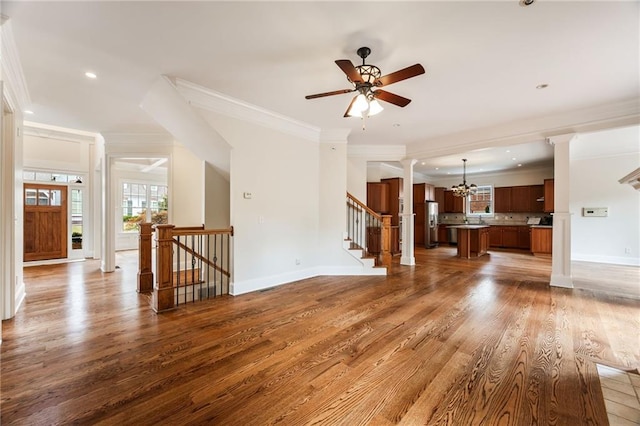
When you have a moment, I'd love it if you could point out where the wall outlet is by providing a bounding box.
[625,248,631,254]
[295,258,301,265]
[243,192,252,199]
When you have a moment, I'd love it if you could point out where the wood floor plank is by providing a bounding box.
[2,247,638,425]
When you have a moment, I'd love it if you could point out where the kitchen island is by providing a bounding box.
[448,225,490,259]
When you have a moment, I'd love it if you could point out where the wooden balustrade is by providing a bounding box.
[152,224,176,313]
[137,222,154,293]
[139,223,233,313]
[346,192,392,268]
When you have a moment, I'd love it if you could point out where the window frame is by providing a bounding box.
[120,179,168,232]
[466,184,494,217]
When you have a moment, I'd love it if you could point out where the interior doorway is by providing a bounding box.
[23,183,68,261]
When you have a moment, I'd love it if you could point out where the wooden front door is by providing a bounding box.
[24,184,68,261]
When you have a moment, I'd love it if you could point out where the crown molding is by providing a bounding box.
[407,98,640,160]
[347,144,406,160]
[320,128,351,144]
[174,78,322,143]
[1,21,30,110]
[102,133,174,157]
[24,121,97,144]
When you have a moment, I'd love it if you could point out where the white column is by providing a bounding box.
[400,159,417,266]
[101,155,116,272]
[549,133,577,288]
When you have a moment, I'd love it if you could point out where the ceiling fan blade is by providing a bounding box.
[343,95,358,118]
[375,64,425,87]
[305,88,355,100]
[373,90,412,107]
[335,59,363,84]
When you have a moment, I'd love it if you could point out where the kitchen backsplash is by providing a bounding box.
[438,212,549,226]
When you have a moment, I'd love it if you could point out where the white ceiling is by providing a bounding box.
[3,1,639,176]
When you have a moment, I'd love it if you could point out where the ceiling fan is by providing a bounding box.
[305,47,425,118]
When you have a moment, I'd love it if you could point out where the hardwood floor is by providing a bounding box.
[2,247,639,425]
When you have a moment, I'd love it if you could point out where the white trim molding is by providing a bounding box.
[619,167,640,191]
[0,21,30,111]
[348,144,406,160]
[407,98,640,161]
[174,77,322,143]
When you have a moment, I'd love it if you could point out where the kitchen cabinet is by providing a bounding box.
[489,226,503,248]
[544,179,554,213]
[531,226,552,255]
[414,184,426,246]
[494,185,545,213]
[454,225,490,258]
[489,225,530,250]
[502,226,519,248]
[381,177,403,227]
[518,226,531,250]
[438,224,449,244]
[510,186,531,212]
[494,187,511,213]
[435,187,445,207]
[367,182,389,214]
[531,185,544,213]
[444,190,465,213]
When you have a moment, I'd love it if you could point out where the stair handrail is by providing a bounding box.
[347,192,382,220]
[145,224,233,313]
[346,192,391,268]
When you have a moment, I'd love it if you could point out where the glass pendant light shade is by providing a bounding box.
[368,99,384,116]
[347,94,368,117]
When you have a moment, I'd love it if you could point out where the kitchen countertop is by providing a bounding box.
[530,225,553,228]
[447,225,490,229]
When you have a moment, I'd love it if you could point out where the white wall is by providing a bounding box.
[23,134,91,172]
[171,142,204,227]
[204,162,230,229]
[203,111,326,294]
[347,156,367,201]
[203,111,357,294]
[570,126,640,266]
[318,141,359,271]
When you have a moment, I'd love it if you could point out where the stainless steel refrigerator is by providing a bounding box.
[425,201,439,248]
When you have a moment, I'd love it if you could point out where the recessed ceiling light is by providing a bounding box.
[536,83,548,89]
[447,172,451,175]
[512,157,517,161]
[85,71,97,79]
[421,162,425,165]
[505,150,511,153]
[518,163,523,167]
[435,167,439,170]
[24,110,34,115]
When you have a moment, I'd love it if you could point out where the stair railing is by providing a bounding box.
[346,192,391,267]
[138,223,233,313]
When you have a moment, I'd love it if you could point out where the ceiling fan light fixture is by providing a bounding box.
[347,93,369,117]
[368,99,384,116]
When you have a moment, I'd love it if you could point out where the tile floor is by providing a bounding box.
[597,364,640,425]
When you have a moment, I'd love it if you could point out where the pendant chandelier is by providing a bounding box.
[451,159,477,197]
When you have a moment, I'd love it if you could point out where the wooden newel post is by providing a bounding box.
[152,224,176,313]
[137,223,154,293]
[381,215,392,268]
